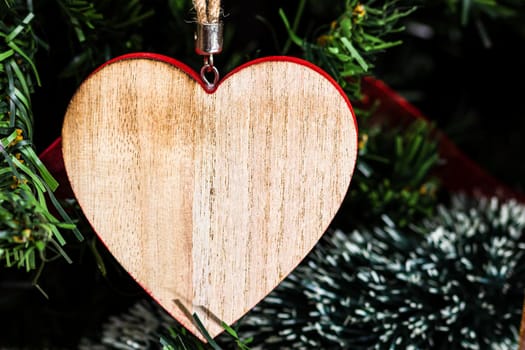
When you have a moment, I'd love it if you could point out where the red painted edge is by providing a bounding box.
[49,53,360,338]
[76,52,360,199]
[50,51,361,202]
[91,52,203,87]
[90,53,358,135]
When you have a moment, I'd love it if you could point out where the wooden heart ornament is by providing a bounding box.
[62,53,357,339]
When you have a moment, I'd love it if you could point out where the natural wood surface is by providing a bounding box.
[62,56,357,340]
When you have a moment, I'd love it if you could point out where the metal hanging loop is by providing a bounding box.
[200,55,220,90]
[195,22,223,90]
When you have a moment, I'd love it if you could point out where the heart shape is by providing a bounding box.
[62,53,357,339]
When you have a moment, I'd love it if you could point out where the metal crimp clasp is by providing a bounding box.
[195,22,223,90]
[195,22,223,55]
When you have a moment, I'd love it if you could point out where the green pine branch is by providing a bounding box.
[280,0,417,100]
[55,0,155,81]
[0,3,82,273]
[329,119,441,231]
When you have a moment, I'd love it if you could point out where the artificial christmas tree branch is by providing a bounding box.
[280,0,416,100]
[0,0,158,276]
[0,2,82,274]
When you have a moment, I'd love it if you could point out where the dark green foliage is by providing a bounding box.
[282,0,416,100]
[0,2,81,272]
[240,195,525,349]
[334,120,440,230]
[53,0,156,81]
[0,186,67,272]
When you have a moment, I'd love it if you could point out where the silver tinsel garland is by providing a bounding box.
[78,301,177,349]
[239,195,525,349]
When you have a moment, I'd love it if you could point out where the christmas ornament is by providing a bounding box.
[61,0,357,341]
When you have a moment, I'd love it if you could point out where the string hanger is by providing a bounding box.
[194,0,221,24]
[194,0,223,90]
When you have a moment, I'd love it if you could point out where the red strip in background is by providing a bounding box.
[361,76,525,203]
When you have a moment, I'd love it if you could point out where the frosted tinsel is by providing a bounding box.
[78,301,178,349]
[239,195,525,349]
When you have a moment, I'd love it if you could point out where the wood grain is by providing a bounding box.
[62,55,357,340]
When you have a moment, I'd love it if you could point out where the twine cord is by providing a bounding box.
[194,0,221,24]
